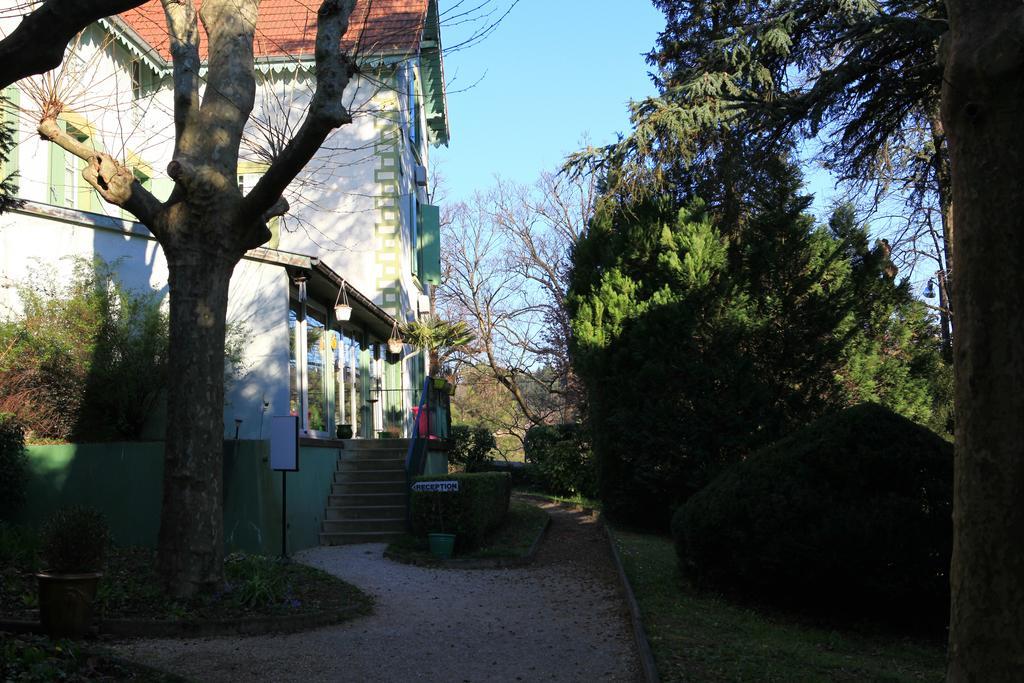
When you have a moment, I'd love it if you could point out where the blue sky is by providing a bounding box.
[434,0,666,203]
[432,1,847,220]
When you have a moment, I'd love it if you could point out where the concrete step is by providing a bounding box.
[325,505,406,521]
[333,469,405,484]
[319,530,404,545]
[337,457,404,471]
[328,492,406,507]
[322,518,406,534]
[331,480,406,495]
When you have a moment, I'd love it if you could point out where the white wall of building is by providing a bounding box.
[0,14,438,440]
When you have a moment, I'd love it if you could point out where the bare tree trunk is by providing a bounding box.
[157,251,235,596]
[33,0,357,598]
[942,3,1024,679]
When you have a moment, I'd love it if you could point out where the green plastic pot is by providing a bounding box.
[427,532,456,560]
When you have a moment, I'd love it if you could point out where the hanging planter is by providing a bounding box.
[387,322,404,355]
[334,280,352,322]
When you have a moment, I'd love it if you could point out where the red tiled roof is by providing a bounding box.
[119,0,428,62]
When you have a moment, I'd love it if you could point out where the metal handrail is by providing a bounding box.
[404,376,432,475]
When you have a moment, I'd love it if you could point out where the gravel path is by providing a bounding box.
[111,501,642,683]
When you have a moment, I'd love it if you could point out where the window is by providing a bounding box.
[333,329,363,436]
[62,147,77,208]
[288,297,330,437]
[131,60,143,100]
[290,287,387,438]
[48,121,95,210]
[409,195,419,277]
[305,307,328,433]
[406,65,420,147]
[289,304,301,418]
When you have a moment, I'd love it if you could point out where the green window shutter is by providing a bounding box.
[48,122,65,206]
[420,204,441,285]
[385,353,403,431]
[2,87,19,192]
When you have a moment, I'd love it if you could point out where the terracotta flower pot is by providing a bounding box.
[37,571,102,639]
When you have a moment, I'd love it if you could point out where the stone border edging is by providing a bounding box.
[2,605,366,640]
[604,521,661,683]
[383,509,552,570]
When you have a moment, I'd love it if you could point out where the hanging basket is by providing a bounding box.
[387,322,404,355]
[334,281,352,322]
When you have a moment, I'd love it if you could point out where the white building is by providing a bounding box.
[0,0,448,442]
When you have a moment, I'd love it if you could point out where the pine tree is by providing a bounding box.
[569,160,950,526]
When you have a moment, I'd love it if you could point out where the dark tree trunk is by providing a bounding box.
[942,3,1024,679]
[156,250,237,597]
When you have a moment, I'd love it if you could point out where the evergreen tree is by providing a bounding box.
[570,0,955,351]
[0,94,20,214]
[569,160,950,527]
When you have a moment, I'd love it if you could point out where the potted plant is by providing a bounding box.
[387,322,404,355]
[427,493,457,560]
[336,424,354,439]
[377,426,401,439]
[36,505,110,639]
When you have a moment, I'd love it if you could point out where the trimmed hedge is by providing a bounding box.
[410,472,511,549]
[673,403,953,629]
[524,424,596,498]
[0,413,27,520]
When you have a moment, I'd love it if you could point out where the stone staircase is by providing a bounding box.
[319,438,410,545]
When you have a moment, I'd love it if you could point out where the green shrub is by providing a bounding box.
[524,424,596,498]
[0,413,27,520]
[448,424,497,473]
[410,472,511,549]
[673,403,953,629]
[39,505,111,573]
[0,258,168,441]
[224,553,288,608]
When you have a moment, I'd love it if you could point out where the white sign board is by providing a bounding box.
[270,415,299,471]
[411,480,460,493]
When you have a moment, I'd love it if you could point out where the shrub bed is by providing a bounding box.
[673,402,953,630]
[0,413,27,520]
[410,472,511,549]
[523,424,596,498]
[448,425,497,472]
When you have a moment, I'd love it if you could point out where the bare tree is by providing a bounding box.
[941,2,1024,678]
[438,169,597,436]
[0,0,148,89]
[27,0,357,598]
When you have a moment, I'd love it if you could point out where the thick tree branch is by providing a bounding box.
[0,0,147,89]
[240,0,356,236]
[38,117,162,230]
[161,0,200,154]
[195,0,258,175]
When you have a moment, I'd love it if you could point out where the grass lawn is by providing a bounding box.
[611,528,947,682]
[385,499,549,565]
